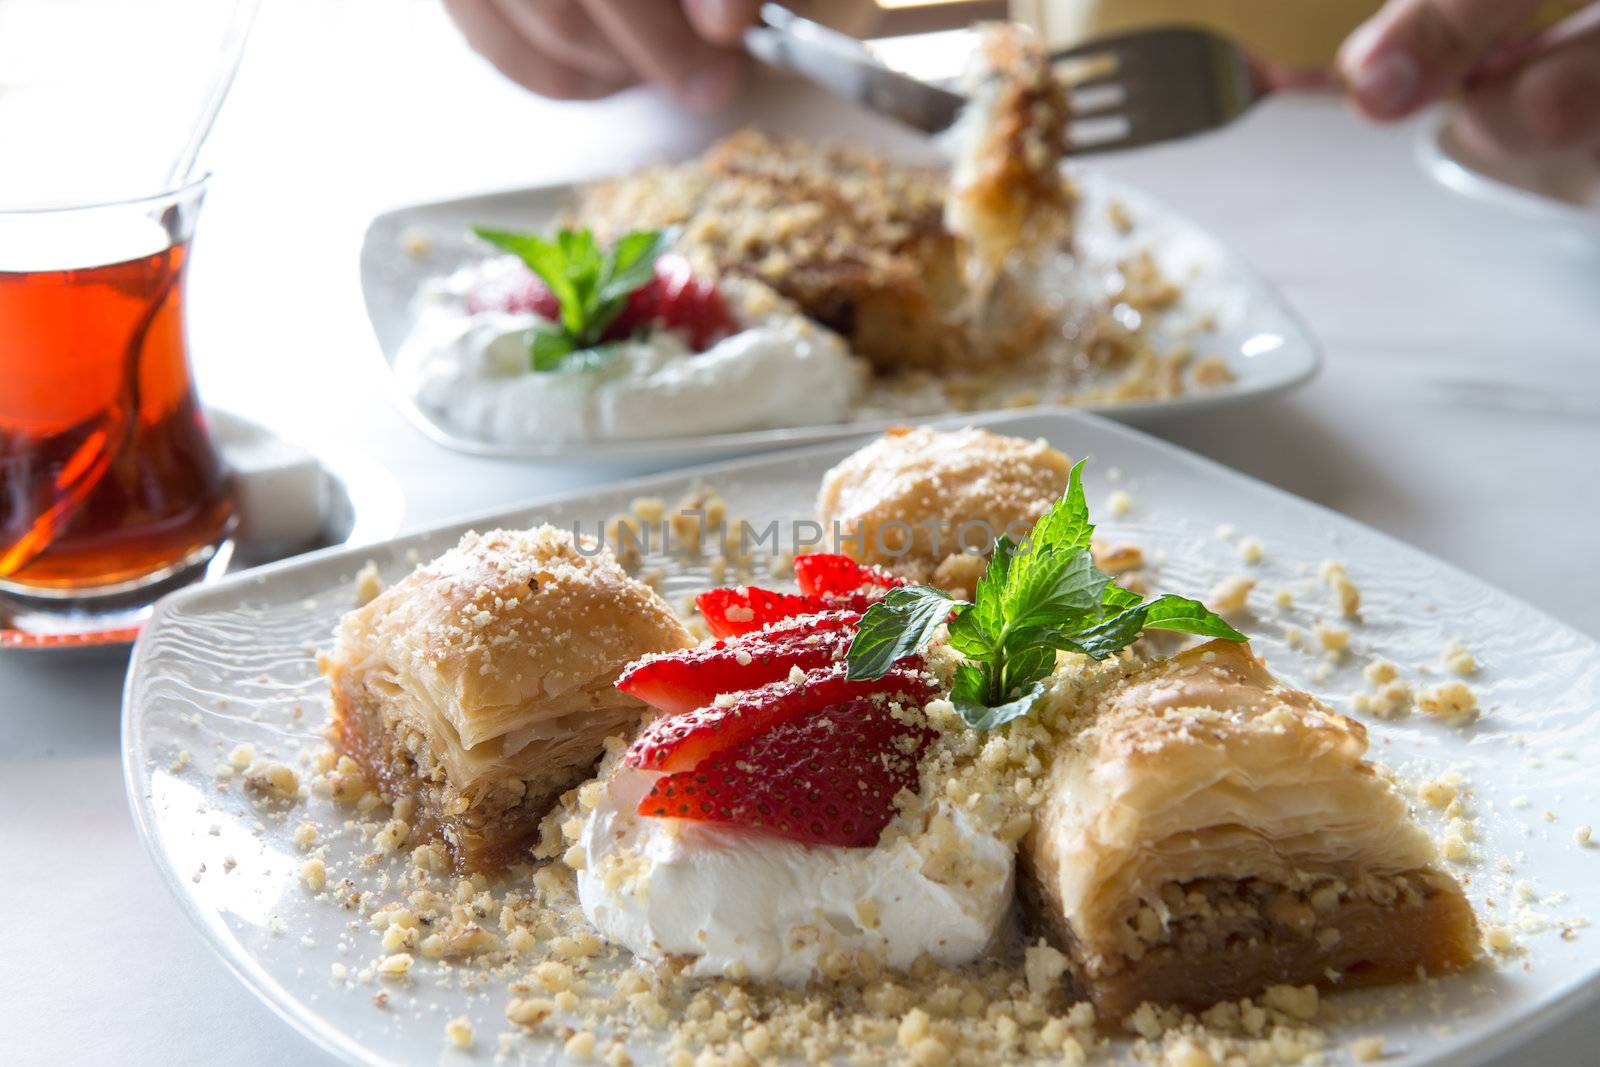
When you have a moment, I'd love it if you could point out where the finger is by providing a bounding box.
[682,0,762,46]
[1337,0,1546,120]
[444,0,629,99]
[581,0,746,109]
[492,0,635,82]
[1460,11,1600,153]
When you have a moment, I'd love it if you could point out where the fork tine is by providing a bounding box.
[1052,26,1259,154]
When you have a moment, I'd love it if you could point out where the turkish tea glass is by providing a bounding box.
[0,177,236,602]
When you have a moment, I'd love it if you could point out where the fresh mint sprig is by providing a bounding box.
[845,461,1246,730]
[472,226,669,371]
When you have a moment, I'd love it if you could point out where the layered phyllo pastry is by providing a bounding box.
[1022,639,1480,1021]
[815,425,1072,578]
[324,526,692,872]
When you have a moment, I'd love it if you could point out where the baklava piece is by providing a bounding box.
[576,130,970,374]
[324,526,693,872]
[1023,640,1479,1021]
[815,426,1072,578]
[943,22,1075,291]
[576,65,1076,380]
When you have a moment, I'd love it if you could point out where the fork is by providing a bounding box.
[744,4,1262,155]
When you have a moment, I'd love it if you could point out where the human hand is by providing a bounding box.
[1337,0,1600,158]
[442,0,760,109]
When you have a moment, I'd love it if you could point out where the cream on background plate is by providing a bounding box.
[359,172,1321,464]
[123,408,1599,1066]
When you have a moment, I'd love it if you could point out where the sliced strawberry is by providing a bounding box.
[696,587,825,638]
[618,611,859,716]
[637,695,935,847]
[793,553,907,598]
[696,586,893,638]
[465,272,560,319]
[647,255,736,350]
[625,664,933,773]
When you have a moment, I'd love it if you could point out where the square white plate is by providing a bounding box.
[359,170,1321,464]
[124,408,1600,1066]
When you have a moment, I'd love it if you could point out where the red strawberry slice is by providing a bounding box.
[637,694,935,847]
[625,664,934,773]
[618,611,859,716]
[697,586,893,638]
[793,553,906,598]
[696,587,831,638]
[608,254,736,351]
[465,272,560,319]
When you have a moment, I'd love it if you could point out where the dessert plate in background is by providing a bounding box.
[125,407,1598,1067]
[359,171,1320,464]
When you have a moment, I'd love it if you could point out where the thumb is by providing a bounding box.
[1337,0,1546,119]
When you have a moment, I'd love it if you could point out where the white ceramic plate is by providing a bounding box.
[1417,108,1600,239]
[124,408,1600,1067]
[359,171,1320,464]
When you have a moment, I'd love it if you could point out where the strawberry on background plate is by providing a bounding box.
[466,253,735,352]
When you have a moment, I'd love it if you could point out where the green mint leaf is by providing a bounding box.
[558,230,605,338]
[1000,461,1099,628]
[997,640,1057,697]
[558,341,628,373]
[845,586,966,682]
[600,229,669,304]
[476,225,673,365]
[529,327,575,371]
[1003,547,1111,632]
[969,536,1015,632]
[954,679,1047,730]
[1023,459,1093,558]
[950,661,990,707]
[915,457,1248,736]
[946,607,998,659]
[1142,594,1247,641]
[947,537,1016,659]
[1067,605,1151,659]
[585,293,630,348]
[474,227,582,330]
[1102,582,1143,611]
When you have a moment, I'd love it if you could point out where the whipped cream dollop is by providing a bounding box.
[576,768,1014,983]
[392,258,864,445]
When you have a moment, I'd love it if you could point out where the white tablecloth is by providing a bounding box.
[4,2,1597,1063]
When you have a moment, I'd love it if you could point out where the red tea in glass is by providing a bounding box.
[0,178,234,598]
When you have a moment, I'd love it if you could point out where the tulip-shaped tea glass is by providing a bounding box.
[0,179,237,612]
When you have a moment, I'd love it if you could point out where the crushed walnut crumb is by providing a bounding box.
[354,560,383,606]
[1208,575,1254,614]
[1416,681,1479,726]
